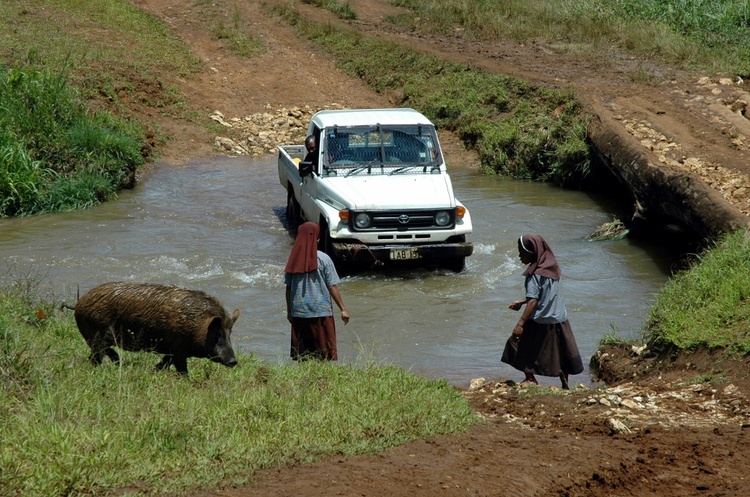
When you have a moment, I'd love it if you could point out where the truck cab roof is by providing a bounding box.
[309,108,435,130]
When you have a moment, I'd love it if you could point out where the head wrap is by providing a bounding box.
[285,222,319,274]
[519,233,561,280]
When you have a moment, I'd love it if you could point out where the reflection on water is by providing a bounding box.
[0,157,675,387]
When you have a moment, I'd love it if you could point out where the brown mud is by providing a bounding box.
[114,1,750,494]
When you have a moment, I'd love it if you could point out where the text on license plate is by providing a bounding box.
[389,248,420,260]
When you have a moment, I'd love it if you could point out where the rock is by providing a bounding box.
[608,418,632,434]
[730,99,747,114]
[210,103,348,157]
[724,384,739,395]
[631,344,647,356]
[214,137,246,155]
[469,378,486,390]
[620,399,642,410]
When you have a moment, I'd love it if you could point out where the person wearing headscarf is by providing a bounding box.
[284,222,350,360]
[501,233,583,389]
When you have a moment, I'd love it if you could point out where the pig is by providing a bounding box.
[68,282,240,375]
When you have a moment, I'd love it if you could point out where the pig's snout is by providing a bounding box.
[211,348,238,368]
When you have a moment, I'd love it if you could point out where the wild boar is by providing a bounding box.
[69,282,240,375]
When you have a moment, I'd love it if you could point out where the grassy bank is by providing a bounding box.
[0,0,199,103]
[389,0,750,75]
[596,229,750,356]
[0,286,479,496]
[0,66,145,216]
[0,0,201,217]
[644,230,750,354]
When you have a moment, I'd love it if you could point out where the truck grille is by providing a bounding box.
[350,209,455,232]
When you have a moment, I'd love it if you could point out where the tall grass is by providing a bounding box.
[0,286,480,496]
[0,66,145,216]
[389,0,750,75]
[645,230,750,353]
[272,6,591,183]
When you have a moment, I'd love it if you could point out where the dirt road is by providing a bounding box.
[126,1,750,494]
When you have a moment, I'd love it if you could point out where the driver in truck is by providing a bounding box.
[304,135,318,168]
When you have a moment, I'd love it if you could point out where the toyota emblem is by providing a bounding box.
[398,214,410,224]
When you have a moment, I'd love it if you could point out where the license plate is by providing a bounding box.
[389,248,420,260]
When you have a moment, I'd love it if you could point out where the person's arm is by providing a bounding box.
[328,285,350,324]
[508,298,527,311]
[511,298,538,339]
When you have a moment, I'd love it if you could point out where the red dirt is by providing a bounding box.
[122,1,750,495]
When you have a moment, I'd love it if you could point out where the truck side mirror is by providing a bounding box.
[299,160,314,178]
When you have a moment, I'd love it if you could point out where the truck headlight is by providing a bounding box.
[354,212,371,229]
[435,210,451,226]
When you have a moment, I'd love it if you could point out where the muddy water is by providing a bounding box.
[0,157,677,387]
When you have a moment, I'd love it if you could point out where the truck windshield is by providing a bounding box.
[324,124,442,174]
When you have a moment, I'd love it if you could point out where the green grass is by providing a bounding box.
[388,0,750,75]
[0,0,200,95]
[0,0,202,217]
[0,0,229,217]
[303,0,358,20]
[0,66,145,217]
[644,230,750,354]
[272,5,592,183]
[0,285,480,496]
[202,1,264,57]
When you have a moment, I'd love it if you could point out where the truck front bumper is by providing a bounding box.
[331,241,473,266]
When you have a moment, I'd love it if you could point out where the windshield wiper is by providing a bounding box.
[344,165,371,177]
[388,165,419,175]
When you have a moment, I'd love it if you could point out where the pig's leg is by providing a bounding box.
[104,347,120,364]
[87,332,119,365]
[155,355,173,370]
[88,347,105,365]
[172,356,189,375]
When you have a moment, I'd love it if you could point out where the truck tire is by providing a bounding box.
[444,234,466,272]
[318,219,333,256]
[445,256,466,273]
[318,221,356,276]
[286,187,302,229]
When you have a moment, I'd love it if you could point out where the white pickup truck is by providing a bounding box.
[277,108,473,271]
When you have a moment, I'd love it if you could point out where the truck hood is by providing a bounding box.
[322,173,455,210]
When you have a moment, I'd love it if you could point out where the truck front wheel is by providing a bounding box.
[318,219,333,255]
[318,219,346,270]
[444,234,467,272]
[286,188,302,229]
[444,257,466,272]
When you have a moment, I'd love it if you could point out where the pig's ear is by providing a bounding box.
[230,309,240,324]
[207,316,223,336]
